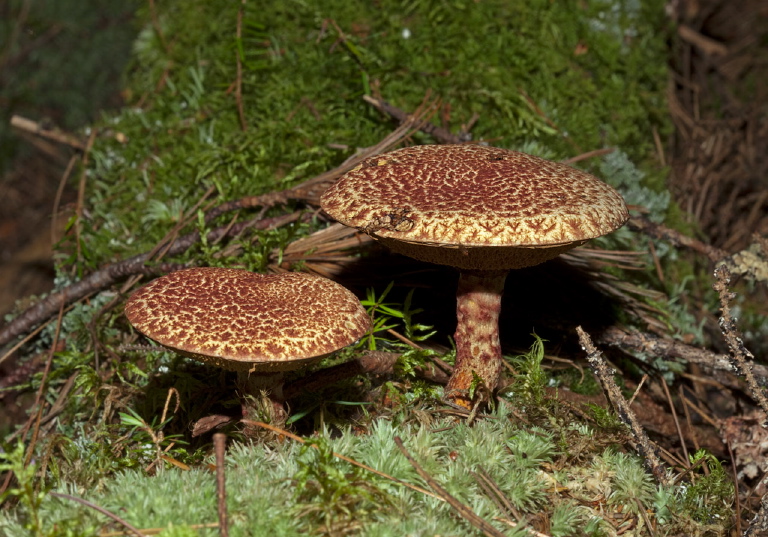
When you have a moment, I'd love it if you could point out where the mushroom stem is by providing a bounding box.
[445,269,508,408]
[236,370,287,429]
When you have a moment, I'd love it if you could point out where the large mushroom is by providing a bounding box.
[125,267,371,427]
[320,144,628,408]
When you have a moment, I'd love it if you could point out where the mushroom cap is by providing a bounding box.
[125,268,371,372]
[320,144,629,270]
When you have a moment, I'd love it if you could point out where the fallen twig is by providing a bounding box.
[576,326,669,486]
[713,265,768,419]
[213,433,229,537]
[0,213,294,349]
[242,420,439,500]
[628,215,728,262]
[10,115,85,150]
[363,94,468,144]
[49,491,146,537]
[598,325,768,385]
[393,436,539,537]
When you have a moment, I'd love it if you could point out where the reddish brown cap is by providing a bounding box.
[320,144,629,270]
[125,268,370,372]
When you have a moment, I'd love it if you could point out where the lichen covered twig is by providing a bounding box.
[713,264,768,419]
[576,326,669,486]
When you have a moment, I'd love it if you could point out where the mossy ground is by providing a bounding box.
[1,0,739,535]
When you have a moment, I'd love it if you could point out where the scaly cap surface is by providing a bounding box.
[321,144,628,249]
[125,268,370,372]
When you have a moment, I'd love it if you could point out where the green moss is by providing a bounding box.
[68,0,671,272]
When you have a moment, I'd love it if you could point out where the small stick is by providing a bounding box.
[24,304,65,470]
[713,265,768,419]
[363,94,466,144]
[634,498,657,537]
[242,420,439,500]
[74,129,97,267]
[393,437,510,537]
[660,379,689,466]
[474,466,523,522]
[627,215,727,262]
[560,147,614,165]
[52,154,79,246]
[213,433,229,537]
[627,374,648,407]
[100,523,219,537]
[576,326,669,486]
[727,441,742,536]
[679,385,700,453]
[10,115,85,150]
[49,491,146,537]
[598,326,768,384]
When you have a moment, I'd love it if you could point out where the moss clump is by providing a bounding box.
[1,410,734,536]
[71,0,671,270]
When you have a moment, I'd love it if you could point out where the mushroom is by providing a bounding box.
[125,267,371,427]
[320,144,628,408]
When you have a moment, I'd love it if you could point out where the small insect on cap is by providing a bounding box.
[321,144,629,270]
[125,268,371,372]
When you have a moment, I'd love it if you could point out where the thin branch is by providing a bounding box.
[363,94,467,144]
[660,379,689,466]
[214,433,229,537]
[243,420,440,500]
[393,436,516,537]
[49,491,146,537]
[576,326,669,486]
[74,129,97,267]
[598,325,768,384]
[713,265,768,418]
[627,215,727,262]
[0,211,294,349]
[10,115,85,150]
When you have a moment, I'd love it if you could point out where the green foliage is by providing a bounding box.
[506,334,548,408]
[66,0,672,273]
[0,442,46,534]
[601,149,670,223]
[599,449,656,515]
[361,283,437,351]
[2,411,733,535]
[549,501,588,537]
[118,407,187,465]
[682,450,734,525]
[506,429,557,471]
[293,436,391,531]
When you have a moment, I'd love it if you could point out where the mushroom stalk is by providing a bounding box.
[445,270,507,408]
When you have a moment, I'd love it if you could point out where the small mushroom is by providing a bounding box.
[321,144,628,408]
[125,267,371,428]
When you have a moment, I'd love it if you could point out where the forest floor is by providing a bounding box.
[0,0,767,533]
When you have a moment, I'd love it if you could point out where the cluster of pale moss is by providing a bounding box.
[0,399,733,536]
